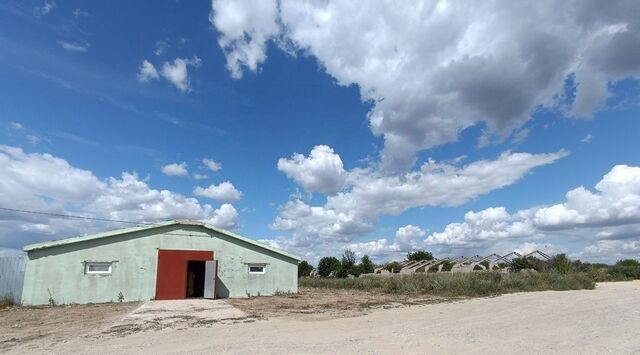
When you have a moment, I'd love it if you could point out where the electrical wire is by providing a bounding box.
[0,206,217,239]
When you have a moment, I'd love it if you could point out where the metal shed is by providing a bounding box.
[0,251,27,304]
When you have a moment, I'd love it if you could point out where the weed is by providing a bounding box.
[47,288,56,306]
[300,271,595,297]
[0,294,15,309]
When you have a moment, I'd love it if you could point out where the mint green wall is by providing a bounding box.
[21,225,298,305]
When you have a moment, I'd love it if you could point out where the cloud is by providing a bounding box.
[160,57,202,92]
[72,8,89,18]
[58,41,89,53]
[207,203,239,230]
[0,146,238,248]
[532,165,640,230]
[193,173,209,180]
[154,40,169,56]
[581,134,593,143]
[202,158,222,172]
[394,225,426,251]
[210,0,280,78]
[424,165,640,262]
[574,240,640,263]
[211,0,640,171]
[161,162,188,176]
[272,146,567,249]
[137,60,160,82]
[426,207,537,247]
[33,1,56,18]
[277,145,347,195]
[26,135,40,145]
[194,181,243,203]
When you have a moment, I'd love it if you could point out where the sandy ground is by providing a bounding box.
[1,281,639,354]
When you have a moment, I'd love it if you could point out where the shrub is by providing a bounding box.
[511,256,547,271]
[383,261,402,273]
[550,254,571,275]
[359,255,375,275]
[406,250,434,261]
[317,256,340,277]
[298,260,314,277]
[609,259,640,280]
[300,271,595,296]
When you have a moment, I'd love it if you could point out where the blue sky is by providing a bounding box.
[1,1,640,263]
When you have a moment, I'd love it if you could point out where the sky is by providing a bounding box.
[1,0,639,264]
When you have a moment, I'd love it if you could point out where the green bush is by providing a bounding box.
[511,256,548,271]
[550,254,571,275]
[298,260,314,277]
[383,261,402,273]
[609,259,640,280]
[359,255,375,275]
[317,256,340,277]
[406,250,434,261]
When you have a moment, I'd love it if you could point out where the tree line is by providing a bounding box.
[298,250,640,281]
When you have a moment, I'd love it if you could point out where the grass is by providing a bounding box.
[300,272,595,297]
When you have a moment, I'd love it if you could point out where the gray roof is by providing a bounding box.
[23,220,301,261]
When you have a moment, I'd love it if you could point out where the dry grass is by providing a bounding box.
[228,287,454,320]
[300,271,595,297]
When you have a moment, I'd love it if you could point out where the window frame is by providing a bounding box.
[84,261,113,275]
[248,264,266,274]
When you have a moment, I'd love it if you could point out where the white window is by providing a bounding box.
[248,264,266,274]
[85,262,112,275]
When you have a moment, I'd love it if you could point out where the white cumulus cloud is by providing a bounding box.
[161,162,188,176]
[202,158,222,172]
[425,165,640,262]
[210,0,280,78]
[161,57,202,92]
[0,146,239,248]
[277,145,347,195]
[211,0,640,171]
[137,60,160,82]
[194,181,242,203]
[272,146,566,249]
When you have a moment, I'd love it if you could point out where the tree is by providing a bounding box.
[317,256,340,277]
[336,250,357,278]
[550,254,571,274]
[384,261,402,273]
[298,260,314,277]
[359,255,375,274]
[406,250,433,262]
[342,250,357,268]
[511,256,541,271]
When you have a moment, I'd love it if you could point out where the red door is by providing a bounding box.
[155,249,214,300]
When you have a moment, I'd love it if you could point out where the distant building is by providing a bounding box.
[21,220,299,305]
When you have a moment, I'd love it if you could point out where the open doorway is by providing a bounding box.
[186,260,205,298]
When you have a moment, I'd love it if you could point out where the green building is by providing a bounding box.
[21,220,300,305]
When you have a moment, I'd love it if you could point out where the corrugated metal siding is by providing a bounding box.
[0,254,27,303]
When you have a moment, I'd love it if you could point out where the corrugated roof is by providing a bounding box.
[23,220,301,261]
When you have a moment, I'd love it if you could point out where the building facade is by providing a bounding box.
[21,220,299,305]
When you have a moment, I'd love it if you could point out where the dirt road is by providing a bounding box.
[2,281,639,354]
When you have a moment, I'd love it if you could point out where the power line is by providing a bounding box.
[0,207,154,226]
[0,206,225,239]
